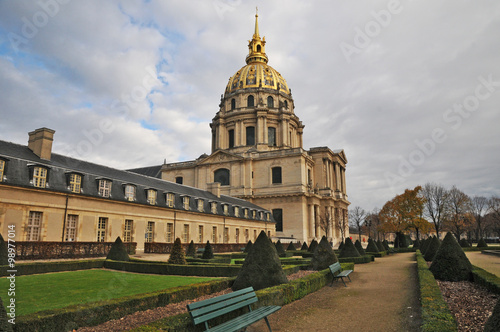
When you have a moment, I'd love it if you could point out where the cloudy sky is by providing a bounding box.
[1,0,499,212]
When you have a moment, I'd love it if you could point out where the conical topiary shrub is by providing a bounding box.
[202,241,214,259]
[484,298,500,332]
[354,239,366,256]
[338,240,344,250]
[459,238,470,248]
[412,238,421,249]
[106,236,130,261]
[308,239,318,253]
[168,238,187,264]
[424,236,441,262]
[0,234,8,266]
[429,232,473,281]
[300,241,308,251]
[232,231,288,291]
[286,242,296,251]
[420,237,431,254]
[366,238,380,253]
[382,239,390,251]
[339,238,361,258]
[310,236,338,270]
[376,240,385,252]
[186,240,196,257]
[275,240,286,256]
[0,297,14,332]
[244,240,253,253]
[477,238,488,248]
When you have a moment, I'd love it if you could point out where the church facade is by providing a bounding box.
[161,14,350,244]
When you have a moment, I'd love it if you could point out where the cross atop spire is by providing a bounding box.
[246,9,268,64]
[254,7,259,38]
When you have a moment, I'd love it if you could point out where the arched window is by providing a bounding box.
[256,45,261,52]
[214,168,230,186]
[284,100,288,109]
[267,96,274,108]
[231,98,236,110]
[247,95,254,107]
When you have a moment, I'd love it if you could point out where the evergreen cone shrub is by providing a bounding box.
[477,238,488,248]
[429,232,472,281]
[186,240,196,257]
[0,234,8,266]
[424,236,441,262]
[300,241,308,251]
[244,240,253,253]
[459,238,470,248]
[286,242,296,251]
[275,240,286,256]
[354,240,366,256]
[338,240,344,250]
[420,237,431,254]
[310,236,338,270]
[106,237,130,262]
[382,239,390,251]
[484,298,500,332]
[376,240,385,252]
[0,297,14,332]
[168,238,187,264]
[365,238,379,253]
[339,238,361,258]
[412,238,421,249]
[308,239,318,253]
[232,231,288,291]
[202,241,214,259]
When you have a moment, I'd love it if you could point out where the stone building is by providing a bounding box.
[159,13,350,244]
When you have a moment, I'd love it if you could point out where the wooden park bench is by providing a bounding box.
[196,248,205,257]
[329,261,353,287]
[187,286,281,332]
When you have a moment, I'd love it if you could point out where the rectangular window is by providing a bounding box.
[244,208,249,218]
[146,221,155,243]
[268,127,276,146]
[252,210,256,219]
[98,179,111,198]
[234,206,239,217]
[273,209,283,232]
[33,167,47,188]
[27,211,42,241]
[198,225,203,243]
[224,227,229,243]
[166,223,174,243]
[272,167,282,184]
[125,185,136,201]
[176,176,183,184]
[246,126,255,146]
[235,228,240,243]
[197,199,204,212]
[223,204,229,216]
[212,226,217,244]
[166,193,174,207]
[123,219,133,242]
[0,160,4,182]
[97,217,107,242]
[147,189,157,205]
[211,202,217,214]
[64,214,78,241]
[183,224,189,243]
[228,129,235,148]
[69,174,81,193]
[183,196,190,210]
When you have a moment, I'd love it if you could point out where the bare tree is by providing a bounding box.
[348,206,366,241]
[318,207,333,239]
[365,209,381,240]
[446,186,474,240]
[488,196,500,237]
[422,182,450,239]
[335,208,348,241]
[471,196,488,240]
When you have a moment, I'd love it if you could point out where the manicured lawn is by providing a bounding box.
[0,269,218,316]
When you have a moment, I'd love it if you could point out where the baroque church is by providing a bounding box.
[158,13,350,244]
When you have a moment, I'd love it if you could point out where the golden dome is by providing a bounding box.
[225,12,291,96]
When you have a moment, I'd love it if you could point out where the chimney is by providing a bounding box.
[28,127,55,160]
[207,182,221,198]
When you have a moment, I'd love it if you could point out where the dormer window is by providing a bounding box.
[98,179,112,198]
[223,204,229,216]
[166,193,175,207]
[234,206,239,217]
[197,199,204,212]
[211,201,217,214]
[147,189,157,205]
[244,208,249,218]
[33,166,47,188]
[69,173,82,193]
[124,184,136,201]
[0,160,5,182]
[183,196,190,210]
[252,210,256,219]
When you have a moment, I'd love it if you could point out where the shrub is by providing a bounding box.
[376,240,385,252]
[185,240,196,257]
[232,231,287,291]
[202,241,214,260]
[429,233,472,281]
[286,242,296,251]
[300,242,308,251]
[168,238,186,264]
[0,234,8,267]
[382,239,390,251]
[275,240,286,256]
[310,236,338,271]
[484,299,500,332]
[354,240,366,256]
[339,238,360,258]
[477,238,488,248]
[459,238,470,248]
[424,236,440,262]
[244,240,253,253]
[0,296,13,331]
[412,238,421,249]
[365,238,379,253]
[106,237,130,262]
[308,239,318,253]
[338,240,344,250]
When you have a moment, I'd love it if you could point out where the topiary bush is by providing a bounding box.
[412,238,421,249]
[338,240,344,250]
[244,240,253,253]
[286,242,296,251]
[376,240,385,252]
[275,240,286,256]
[186,240,196,257]
[365,238,380,253]
[0,296,13,332]
[106,237,130,262]
[484,299,500,332]
[168,238,186,264]
[424,236,441,262]
[420,237,431,255]
[459,238,470,248]
[202,241,214,259]
[477,238,488,248]
[300,242,308,251]
[339,238,361,258]
[232,231,288,291]
[429,232,472,281]
[354,240,366,256]
[310,236,338,271]
[308,239,318,253]
[382,239,390,251]
[0,234,8,266]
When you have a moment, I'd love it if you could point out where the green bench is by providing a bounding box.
[196,248,205,257]
[329,261,353,287]
[187,286,281,332]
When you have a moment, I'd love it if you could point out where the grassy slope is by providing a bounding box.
[0,269,216,316]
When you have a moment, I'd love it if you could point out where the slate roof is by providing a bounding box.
[127,165,162,178]
[0,140,273,221]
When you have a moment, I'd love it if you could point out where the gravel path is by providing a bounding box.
[247,252,421,332]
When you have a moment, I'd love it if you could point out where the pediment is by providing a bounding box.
[333,149,347,164]
[198,150,245,165]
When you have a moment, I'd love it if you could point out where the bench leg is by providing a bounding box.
[264,316,273,332]
[340,277,347,287]
[347,275,352,282]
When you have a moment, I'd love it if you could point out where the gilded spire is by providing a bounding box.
[254,7,259,38]
[246,8,268,64]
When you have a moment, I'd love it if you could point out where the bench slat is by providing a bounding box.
[188,287,254,311]
[192,296,258,326]
[206,306,281,332]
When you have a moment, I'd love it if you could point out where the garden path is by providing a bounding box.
[466,251,500,276]
[247,252,421,332]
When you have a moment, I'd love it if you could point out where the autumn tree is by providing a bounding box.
[446,186,474,240]
[471,196,488,240]
[422,183,450,239]
[349,206,366,241]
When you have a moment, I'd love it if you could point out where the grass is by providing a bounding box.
[0,269,217,316]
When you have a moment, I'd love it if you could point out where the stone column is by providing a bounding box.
[315,205,320,238]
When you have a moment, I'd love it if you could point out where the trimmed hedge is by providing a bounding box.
[394,247,417,253]
[0,259,105,277]
[471,265,500,295]
[15,278,233,332]
[366,251,386,258]
[416,250,457,331]
[338,255,373,264]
